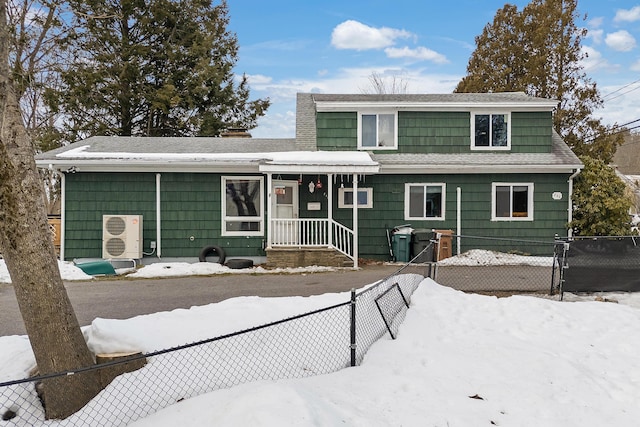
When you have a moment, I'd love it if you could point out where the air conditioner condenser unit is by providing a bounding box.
[102,215,143,259]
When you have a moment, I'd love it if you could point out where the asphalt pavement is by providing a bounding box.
[0,264,401,336]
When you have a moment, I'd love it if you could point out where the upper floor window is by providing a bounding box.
[492,182,533,221]
[358,112,397,150]
[471,112,510,150]
[222,176,264,236]
[404,183,445,220]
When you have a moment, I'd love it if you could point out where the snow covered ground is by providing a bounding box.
[1,254,639,426]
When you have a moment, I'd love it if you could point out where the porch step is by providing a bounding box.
[266,247,354,268]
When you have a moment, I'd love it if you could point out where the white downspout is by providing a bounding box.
[327,173,333,248]
[456,186,461,256]
[48,166,66,260]
[156,173,162,258]
[60,172,65,261]
[567,168,581,237]
[352,173,358,269]
[266,172,272,249]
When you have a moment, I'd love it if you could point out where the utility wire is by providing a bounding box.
[602,78,640,101]
[583,124,640,144]
[604,85,640,103]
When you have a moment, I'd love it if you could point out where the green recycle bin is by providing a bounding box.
[392,232,411,262]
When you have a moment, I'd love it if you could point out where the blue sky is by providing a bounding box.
[227,1,640,138]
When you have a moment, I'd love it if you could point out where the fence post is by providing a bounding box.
[350,288,356,367]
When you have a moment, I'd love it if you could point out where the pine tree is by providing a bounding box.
[455,0,622,163]
[47,0,269,140]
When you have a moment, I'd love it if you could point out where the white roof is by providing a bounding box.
[43,143,379,174]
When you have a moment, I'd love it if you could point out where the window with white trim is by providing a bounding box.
[358,112,397,149]
[222,176,264,235]
[471,112,510,150]
[404,183,445,220]
[338,187,373,208]
[492,183,533,220]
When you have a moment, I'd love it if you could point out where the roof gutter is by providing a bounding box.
[378,164,584,174]
[315,101,557,111]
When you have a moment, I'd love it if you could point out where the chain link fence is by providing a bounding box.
[0,262,426,426]
[417,233,562,297]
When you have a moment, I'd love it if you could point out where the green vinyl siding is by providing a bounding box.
[65,173,156,259]
[316,112,357,149]
[398,112,471,153]
[63,172,265,260]
[297,175,329,219]
[510,112,553,153]
[333,173,570,260]
[316,111,554,154]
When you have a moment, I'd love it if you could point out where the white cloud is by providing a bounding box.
[605,30,637,52]
[632,59,640,72]
[596,83,640,128]
[588,28,604,44]
[580,45,609,71]
[384,46,449,64]
[587,16,604,44]
[614,6,640,22]
[331,20,412,50]
[245,74,272,85]
[589,16,604,28]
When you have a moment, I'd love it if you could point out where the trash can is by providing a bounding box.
[411,229,433,263]
[391,227,412,262]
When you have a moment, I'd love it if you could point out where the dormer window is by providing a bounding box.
[358,112,397,150]
[471,112,510,150]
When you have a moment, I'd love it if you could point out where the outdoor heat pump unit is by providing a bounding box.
[102,214,143,259]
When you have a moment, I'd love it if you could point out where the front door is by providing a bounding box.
[272,180,299,244]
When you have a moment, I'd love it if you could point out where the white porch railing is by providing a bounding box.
[270,218,354,260]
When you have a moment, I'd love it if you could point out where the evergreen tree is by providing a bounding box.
[47,0,269,140]
[570,156,633,236]
[455,0,622,163]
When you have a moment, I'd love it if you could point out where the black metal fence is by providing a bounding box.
[555,235,640,293]
[0,262,426,426]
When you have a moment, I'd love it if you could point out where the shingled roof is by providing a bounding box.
[312,92,558,107]
[372,132,581,173]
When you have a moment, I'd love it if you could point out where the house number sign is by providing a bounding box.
[552,192,563,200]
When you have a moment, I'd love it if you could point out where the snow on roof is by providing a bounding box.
[49,144,379,173]
[56,145,373,164]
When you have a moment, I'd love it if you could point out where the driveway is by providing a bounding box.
[0,264,401,336]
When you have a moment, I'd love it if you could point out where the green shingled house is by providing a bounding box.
[35,92,582,268]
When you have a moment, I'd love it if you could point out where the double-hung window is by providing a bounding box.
[358,112,397,149]
[222,176,264,235]
[404,183,445,220]
[471,112,510,150]
[492,183,533,220]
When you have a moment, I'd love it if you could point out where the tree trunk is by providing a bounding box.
[0,0,103,419]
